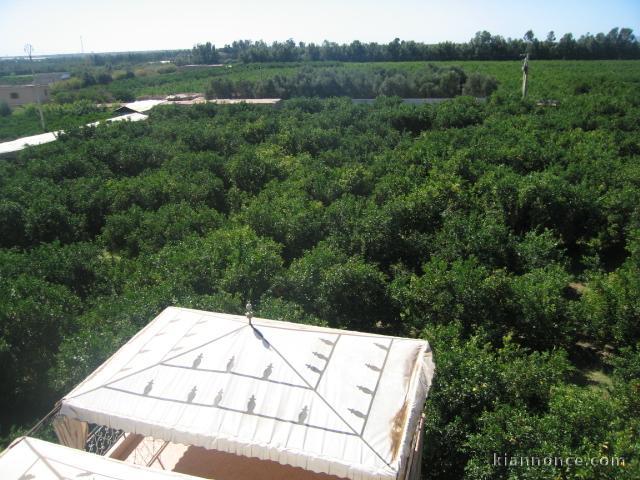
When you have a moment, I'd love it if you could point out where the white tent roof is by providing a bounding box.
[0,437,203,480]
[61,307,434,480]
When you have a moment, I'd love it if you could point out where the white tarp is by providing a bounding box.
[61,307,435,480]
[0,436,203,480]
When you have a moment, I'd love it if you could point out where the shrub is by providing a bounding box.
[0,101,10,117]
[157,64,177,74]
[462,72,499,97]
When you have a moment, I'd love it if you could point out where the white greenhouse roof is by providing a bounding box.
[86,112,149,127]
[0,131,59,154]
[0,437,203,480]
[60,307,434,480]
[207,98,281,104]
[108,112,149,122]
[120,99,167,113]
[0,113,148,155]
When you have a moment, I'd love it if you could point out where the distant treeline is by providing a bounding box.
[207,28,640,63]
[1,27,637,80]
[206,65,498,99]
[0,50,180,77]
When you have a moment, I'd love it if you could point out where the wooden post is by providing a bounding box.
[24,43,46,131]
[521,53,529,99]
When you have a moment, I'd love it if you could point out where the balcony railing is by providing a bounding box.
[85,424,124,455]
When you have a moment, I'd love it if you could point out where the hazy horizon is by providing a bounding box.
[1,0,639,57]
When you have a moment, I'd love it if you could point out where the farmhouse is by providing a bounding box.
[0,83,50,108]
[0,73,69,109]
[10,307,434,480]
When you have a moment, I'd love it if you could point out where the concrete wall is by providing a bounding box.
[0,84,50,108]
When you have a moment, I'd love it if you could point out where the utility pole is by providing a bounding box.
[521,53,529,99]
[24,43,46,131]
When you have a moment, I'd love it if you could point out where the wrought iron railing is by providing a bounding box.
[85,424,124,455]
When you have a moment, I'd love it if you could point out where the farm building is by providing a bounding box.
[0,83,50,108]
[4,307,435,480]
[0,72,68,109]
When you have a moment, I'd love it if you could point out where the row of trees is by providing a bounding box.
[2,27,635,82]
[189,42,220,65]
[217,28,639,62]
[0,50,180,77]
[0,63,639,476]
[206,65,498,98]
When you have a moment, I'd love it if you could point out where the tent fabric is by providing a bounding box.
[0,436,205,480]
[52,415,89,449]
[60,307,435,480]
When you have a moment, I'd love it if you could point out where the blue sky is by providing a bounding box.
[0,0,638,56]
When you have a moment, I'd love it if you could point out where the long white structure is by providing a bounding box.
[0,112,148,155]
[0,130,59,155]
[59,307,435,480]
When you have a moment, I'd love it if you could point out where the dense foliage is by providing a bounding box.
[0,50,180,77]
[0,60,639,479]
[191,42,220,64]
[34,57,639,109]
[205,64,498,99]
